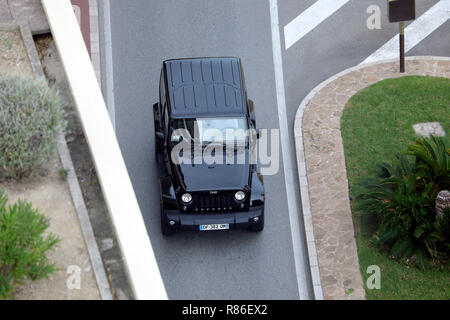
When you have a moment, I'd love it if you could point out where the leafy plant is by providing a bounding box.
[0,75,65,180]
[58,168,69,180]
[407,136,450,190]
[0,190,60,299]
[356,137,450,268]
[432,208,450,260]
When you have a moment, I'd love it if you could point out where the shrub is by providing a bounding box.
[406,136,450,190]
[0,75,65,180]
[356,137,450,268]
[0,190,60,299]
[432,208,450,259]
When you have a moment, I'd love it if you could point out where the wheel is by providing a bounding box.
[160,204,176,236]
[155,137,162,162]
[249,214,264,232]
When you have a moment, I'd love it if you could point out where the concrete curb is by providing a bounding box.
[18,20,113,300]
[56,134,113,300]
[294,56,450,300]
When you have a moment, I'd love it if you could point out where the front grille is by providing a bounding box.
[189,192,240,213]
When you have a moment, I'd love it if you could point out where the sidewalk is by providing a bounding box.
[294,57,450,300]
[0,0,49,34]
[0,0,101,83]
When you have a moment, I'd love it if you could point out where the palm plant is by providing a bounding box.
[356,137,449,268]
[406,136,450,190]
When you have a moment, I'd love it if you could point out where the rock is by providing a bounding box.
[412,122,446,138]
[435,190,450,219]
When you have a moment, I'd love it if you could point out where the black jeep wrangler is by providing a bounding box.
[153,57,265,235]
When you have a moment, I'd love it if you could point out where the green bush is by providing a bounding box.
[0,190,60,299]
[356,137,450,268]
[0,75,65,180]
[407,136,450,190]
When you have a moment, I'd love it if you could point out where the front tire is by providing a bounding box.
[249,214,264,232]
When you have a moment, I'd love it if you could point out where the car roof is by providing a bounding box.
[163,57,246,119]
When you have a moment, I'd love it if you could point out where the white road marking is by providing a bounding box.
[284,0,350,50]
[270,0,312,300]
[362,0,450,64]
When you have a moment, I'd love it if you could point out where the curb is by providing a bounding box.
[294,56,450,300]
[19,21,113,300]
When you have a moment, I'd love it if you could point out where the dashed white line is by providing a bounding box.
[362,0,450,64]
[270,0,312,300]
[284,0,350,50]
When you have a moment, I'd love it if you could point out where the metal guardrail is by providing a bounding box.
[41,0,168,300]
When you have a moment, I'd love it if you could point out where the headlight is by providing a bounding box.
[234,191,245,201]
[181,193,192,204]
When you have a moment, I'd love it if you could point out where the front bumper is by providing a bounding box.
[162,205,264,231]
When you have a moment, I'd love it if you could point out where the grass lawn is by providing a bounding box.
[341,76,450,299]
[358,238,450,299]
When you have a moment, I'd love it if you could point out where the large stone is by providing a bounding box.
[436,190,450,219]
[413,122,446,138]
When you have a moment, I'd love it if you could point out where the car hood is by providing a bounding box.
[173,150,251,192]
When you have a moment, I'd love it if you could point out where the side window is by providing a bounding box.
[159,71,166,108]
[159,70,166,131]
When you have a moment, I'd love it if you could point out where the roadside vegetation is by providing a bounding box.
[341,76,450,299]
[0,75,65,180]
[0,190,60,299]
[0,75,65,299]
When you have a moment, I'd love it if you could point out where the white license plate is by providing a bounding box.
[199,224,229,231]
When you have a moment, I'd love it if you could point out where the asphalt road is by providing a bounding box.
[99,0,449,299]
[280,0,447,126]
[101,0,308,300]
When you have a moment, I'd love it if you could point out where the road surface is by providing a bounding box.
[99,0,449,299]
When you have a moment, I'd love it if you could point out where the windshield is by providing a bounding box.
[171,117,248,145]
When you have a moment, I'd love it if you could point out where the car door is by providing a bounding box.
[154,70,167,150]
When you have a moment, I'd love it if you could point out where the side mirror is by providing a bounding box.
[248,100,256,128]
[256,128,260,139]
[156,131,165,142]
[248,99,255,114]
